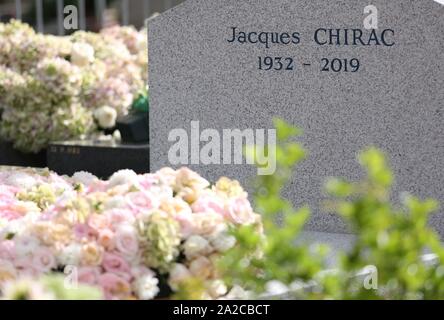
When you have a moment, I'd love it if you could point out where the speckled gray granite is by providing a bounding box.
[298,231,355,267]
[148,1,444,234]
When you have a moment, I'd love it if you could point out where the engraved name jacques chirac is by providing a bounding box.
[227,27,395,72]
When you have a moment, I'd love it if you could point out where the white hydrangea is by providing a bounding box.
[4,172,37,190]
[183,235,212,260]
[133,274,159,300]
[71,42,95,67]
[94,105,117,129]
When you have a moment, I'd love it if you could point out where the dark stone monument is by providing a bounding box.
[47,140,150,179]
[0,141,46,168]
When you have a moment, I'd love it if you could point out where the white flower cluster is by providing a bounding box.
[0,21,148,153]
[0,167,262,300]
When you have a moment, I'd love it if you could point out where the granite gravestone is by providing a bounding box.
[148,0,444,234]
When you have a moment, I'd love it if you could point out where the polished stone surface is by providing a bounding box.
[48,140,150,179]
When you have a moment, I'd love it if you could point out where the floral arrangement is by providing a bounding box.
[0,167,261,300]
[0,21,148,153]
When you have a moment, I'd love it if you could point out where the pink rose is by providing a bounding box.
[226,197,256,225]
[192,195,226,216]
[88,214,110,233]
[102,253,131,280]
[0,241,15,260]
[14,256,37,277]
[106,209,136,226]
[137,174,159,190]
[98,273,132,300]
[32,247,56,273]
[115,225,139,259]
[177,212,224,237]
[126,191,159,214]
[78,267,101,286]
[85,181,108,193]
[73,224,97,241]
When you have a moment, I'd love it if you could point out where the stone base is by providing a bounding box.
[47,140,150,179]
[0,141,46,168]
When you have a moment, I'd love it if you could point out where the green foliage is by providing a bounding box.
[220,119,444,300]
[220,119,326,295]
[320,148,444,299]
[41,275,103,300]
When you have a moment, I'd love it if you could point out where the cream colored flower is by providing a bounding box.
[71,42,95,67]
[189,256,213,279]
[175,168,210,203]
[0,260,17,284]
[32,222,73,246]
[168,263,192,291]
[94,106,117,129]
[210,233,236,253]
[81,242,104,266]
[183,235,212,260]
[160,197,192,216]
[213,177,247,199]
[206,279,228,298]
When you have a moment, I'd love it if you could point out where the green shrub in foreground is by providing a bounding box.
[220,119,444,300]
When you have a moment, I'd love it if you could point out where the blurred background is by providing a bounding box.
[0,0,183,33]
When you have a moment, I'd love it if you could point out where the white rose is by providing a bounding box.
[72,171,98,186]
[134,274,159,300]
[210,233,236,253]
[206,280,228,298]
[57,243,82,267]
[108,169,138,189]
[71,42,95,67]
[183,235,212,260]
[93,107,116,129]
[115,224,139,260]
[14,235,41,258]
[265,280,289,296]
[113,130,122,141]
[94,106,117,129]
[104,195,127,210]
[168,263,192,291]
[223,285,251,300]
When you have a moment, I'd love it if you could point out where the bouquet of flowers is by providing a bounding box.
[0,20,147,153]
[0,167,262,300]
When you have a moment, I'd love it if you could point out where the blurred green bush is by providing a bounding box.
[218,119,444,300]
